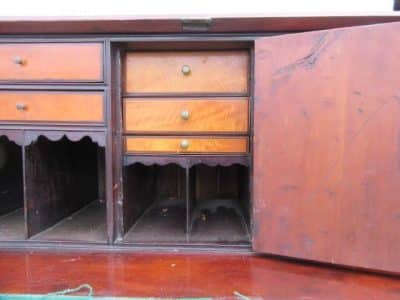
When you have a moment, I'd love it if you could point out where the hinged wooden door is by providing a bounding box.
[253,22,400,274]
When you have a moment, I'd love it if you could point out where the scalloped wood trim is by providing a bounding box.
[0,130,24,146]
[123,155,249,168]
[24,131,106,147]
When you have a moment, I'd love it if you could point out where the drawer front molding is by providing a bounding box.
[124,98,249,133]
[0,43,103,82]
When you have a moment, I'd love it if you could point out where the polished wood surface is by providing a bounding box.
[124,98,249,133]
[0,251,400,299]
[253,22,400,274]
[0,15,400,34]
[124,50,249,94]
[0,43,103,82]
[125,136,248,154]
[0,91,104,123]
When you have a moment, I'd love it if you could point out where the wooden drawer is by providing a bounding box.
[125,136,248,154]
[0,43,103,82]
[124,50,249,94]
[0,91,104,123]
[124,98,249,133]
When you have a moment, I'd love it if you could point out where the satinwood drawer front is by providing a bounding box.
[123,98,249,133]
[124,50,249,94]
[0,43,103,82]
[125,137,248,154]
[0,91,104,123]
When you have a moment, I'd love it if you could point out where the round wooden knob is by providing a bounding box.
[16,103,27,111]
[181,110,190,120]
[13,56,24,65]
[181,65,191,75]
[180,139,189,150]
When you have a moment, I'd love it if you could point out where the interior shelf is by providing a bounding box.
[121,162,250,245]
[189,199,250,244]
[0,209,25,241]
[0,137,24,241]
[123,201,187,244]
[30,200,107,243]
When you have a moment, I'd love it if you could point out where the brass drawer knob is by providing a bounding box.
[16,103,27,111]
[181,65,191,75]
[13,56,25,65]
[180,139,189,150]
[181,110,190,120]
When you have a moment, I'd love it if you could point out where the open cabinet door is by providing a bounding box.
[253,22,400,274]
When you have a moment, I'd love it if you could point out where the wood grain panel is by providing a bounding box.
[253,22,400,274]
[0,43,103,82]
[123,98,249,133]
[124,51,249,94]
[0,91,104,123]
[125,137,248,154]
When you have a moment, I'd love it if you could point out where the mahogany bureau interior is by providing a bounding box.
[0,41,253,247]
[121,48,251,245]
[0,18,399,276]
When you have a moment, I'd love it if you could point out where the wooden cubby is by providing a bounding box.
[121,162,250,245]
[25,136,107,243]
[188,164,250,244]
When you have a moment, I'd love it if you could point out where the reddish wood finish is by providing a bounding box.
[0,15,400,34]
[253,22,400,274]
[0,43,103,82]
[0,91,104,123]
[0,251,399,299]
[123,98,249,133]
[124,50,249,94]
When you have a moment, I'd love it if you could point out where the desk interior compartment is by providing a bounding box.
[0,137,24,241]
[122,163,187,244]
[121,161,250,246]
[188,164,250,245]
[26,136,106,243]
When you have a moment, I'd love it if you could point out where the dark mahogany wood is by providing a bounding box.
[253,21,400,274]
[24,131,106,147]
[0,15,400,34]
[0,17,400,281]
[123,155,249,168]
[0,250,399,299]
[122,163,158,235]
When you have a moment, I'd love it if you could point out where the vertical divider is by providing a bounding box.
[185,166,190,241]
[22,141,28,240]
[97,147,106,202]
[186,164,197,243]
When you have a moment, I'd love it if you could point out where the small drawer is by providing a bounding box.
[124,98,249,133]
[0,91,104,124]
[125,136,248,154]
[124,50,249,94]
[0,43,103,82]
